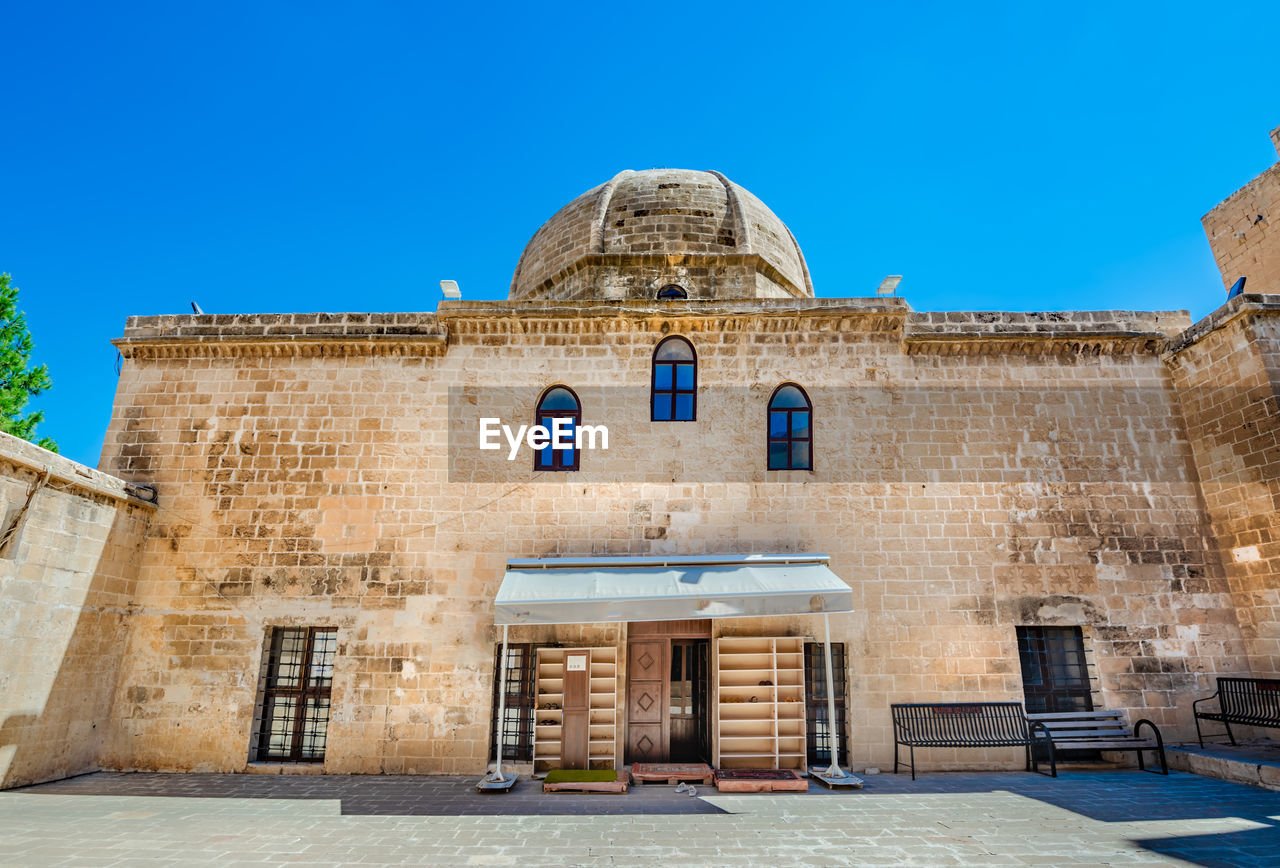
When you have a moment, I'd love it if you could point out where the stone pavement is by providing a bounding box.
[5,769,1280,866]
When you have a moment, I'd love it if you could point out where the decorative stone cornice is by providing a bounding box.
[901,309,1186,356]
[115,312,449,359]
[438,297,910,337]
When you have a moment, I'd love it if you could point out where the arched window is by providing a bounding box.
[535,386,580,471]
[652,336,696,421]
[767,383,812,470]
[657,284,688,300]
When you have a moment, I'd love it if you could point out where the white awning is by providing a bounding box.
[494,553,853,626]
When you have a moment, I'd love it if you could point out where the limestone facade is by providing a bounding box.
[3,154,1280,786]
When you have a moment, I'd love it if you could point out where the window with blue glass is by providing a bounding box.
[767,383,812,470]
[651,336,696,421]
[534,386,580,471]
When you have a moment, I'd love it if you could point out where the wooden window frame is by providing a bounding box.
[255,626,337,763]
[533,385,581,472]
[1016,626,1094,714]
[651,336,697,422]
[767,382,813,471]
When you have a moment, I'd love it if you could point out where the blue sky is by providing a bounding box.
[4,1,1279,466]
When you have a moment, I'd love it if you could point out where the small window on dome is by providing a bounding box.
[657,285,688,300]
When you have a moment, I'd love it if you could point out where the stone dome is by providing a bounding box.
[509,169,813,302]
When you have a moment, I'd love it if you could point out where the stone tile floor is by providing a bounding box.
[5,769,1280,866]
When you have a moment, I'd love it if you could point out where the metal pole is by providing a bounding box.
[822,612,846,778]
[491,623,510,782]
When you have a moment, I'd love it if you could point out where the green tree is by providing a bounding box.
[0,274,56,452]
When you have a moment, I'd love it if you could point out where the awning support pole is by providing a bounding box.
[822,612,848,778]
[487,623,510,782]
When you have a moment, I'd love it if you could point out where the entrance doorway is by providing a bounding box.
[625,621,710,764]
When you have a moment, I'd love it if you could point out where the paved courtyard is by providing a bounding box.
[4,769,1280,866]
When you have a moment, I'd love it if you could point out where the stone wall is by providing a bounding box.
[1166,295,1280,688]
[1203,127,1280,293]
[95,299,1252,775]
[0,433,152,788]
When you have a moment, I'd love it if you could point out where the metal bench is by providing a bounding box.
[1026,709,1167,777]
[1193,677,1280,747]
[891,702,1045,780]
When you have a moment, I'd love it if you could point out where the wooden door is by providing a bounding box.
[561,651,590,769]
[626,641,667,763]
[668,640,708,762]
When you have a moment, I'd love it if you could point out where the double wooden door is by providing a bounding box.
[625,635,709,764]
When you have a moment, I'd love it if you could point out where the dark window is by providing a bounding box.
[804,642,849,768]
[768,383,812,470]
[534,386,580,471]
[255,627,337,762]
[489,643,536,763]
[657,284,688,300]
[1016,626,1093,713]
[652,336,696,421]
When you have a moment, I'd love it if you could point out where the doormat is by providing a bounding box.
[630,763,714,785]
[713,769,808,793]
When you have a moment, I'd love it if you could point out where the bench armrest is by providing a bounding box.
[1192,692,1220,714]
[1028,721,1053,743]
[1134,718,1165,749]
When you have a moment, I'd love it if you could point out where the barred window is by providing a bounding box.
[1016,626,1093,714]
[254,627,337,762]
[489,643,536,762]
[803,642,849,768]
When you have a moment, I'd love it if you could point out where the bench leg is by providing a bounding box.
[894,741,899,775]
[1223,719,1238,746]
[910,743,917,781]
[1195,714,1205,749]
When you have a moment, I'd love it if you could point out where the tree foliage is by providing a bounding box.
[0,274,56,452]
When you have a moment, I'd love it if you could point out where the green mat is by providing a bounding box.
[543,769,617,784]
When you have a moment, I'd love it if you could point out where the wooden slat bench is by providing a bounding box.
[891,702,1040,780]
[1194,677,1280,747]
[1026,710,1167,777]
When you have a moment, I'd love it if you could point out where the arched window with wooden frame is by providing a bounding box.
[534,385,581,471]
[767,383,812,470]
[651,336,696,421]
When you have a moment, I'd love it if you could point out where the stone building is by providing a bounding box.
[1,130,1278,788]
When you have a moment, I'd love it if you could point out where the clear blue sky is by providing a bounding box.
[4,1,1279,466]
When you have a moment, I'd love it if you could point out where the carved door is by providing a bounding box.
[626,641,667,763]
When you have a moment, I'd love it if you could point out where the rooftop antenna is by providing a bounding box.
[876,275,902,296]
[190,302,205,314]
[440,280,462,300]
[1227,276,1247,300]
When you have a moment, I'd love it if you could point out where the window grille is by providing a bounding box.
[255,627,337,762]
[489,643,536,762]
[803,641,849,767]
[1016,626,1093,714]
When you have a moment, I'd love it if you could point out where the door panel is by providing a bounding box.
[626,641,667,762]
